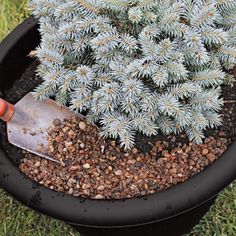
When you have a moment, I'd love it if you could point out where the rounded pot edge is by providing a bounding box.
[0,16,236,228]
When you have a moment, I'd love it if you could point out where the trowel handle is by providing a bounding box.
[0,98,15,122]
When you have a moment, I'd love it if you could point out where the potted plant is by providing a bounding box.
[0,1,236,236]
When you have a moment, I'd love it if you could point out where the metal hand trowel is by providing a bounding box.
[0,93,81,163]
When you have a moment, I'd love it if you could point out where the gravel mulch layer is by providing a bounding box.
[1,61,235,200]
[19,116,228,199]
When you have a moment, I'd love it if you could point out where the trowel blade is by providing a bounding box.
[7,93,77,163]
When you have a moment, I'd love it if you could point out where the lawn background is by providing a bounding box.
[0,0,235,235]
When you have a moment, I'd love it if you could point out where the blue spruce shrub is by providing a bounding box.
[29,0,236,149]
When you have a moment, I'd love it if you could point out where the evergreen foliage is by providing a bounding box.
[29,0,236,149]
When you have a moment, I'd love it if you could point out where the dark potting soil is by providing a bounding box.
[0,61,236,199]
[0,60,41,166]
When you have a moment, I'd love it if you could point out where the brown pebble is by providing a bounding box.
[97,185,105,191]
[80,143,85,149]
[132,148,138,155]
[114,170,123,176]
[127,159,136,164]
[94,194,105,199]
[79,121,86,130]
[163,151,170,158]
[219,131,226,137]
[83,189,90,195]
[202,149,209,155]
[68,188,74,194]
[82,183,91,189]
[207,153,216,162]
[65,141,73,147]
[69,166,79,171]
[109,156,117,161]
[99,163,107,170]
[68,130,74,136]
[170,168,177,174]
[53,118,61,126]
[35,161,41,168]
[67,178,76,185]
[83,163,91,169]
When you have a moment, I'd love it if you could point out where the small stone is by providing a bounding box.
[83,163,91,169]
[114,170,123,176]
[158,145,164,151]
[99,163,107,170]
[127,159,136,164]
[170,168,177,174]
[136,156,142,162]
[185,146,191,153]
[69,166,79,171]
[132,148,138,155]
[176,148,183,154]
[207,153,216,162]
[49,145,55,153]
[202,149,209,155]
[110,141,116,146]
[177,173,183,177]
[97,185,105,191]
[94,194,105,199]
[170,136,176,143]
[82,183,91,189]
[134,175,139,181]
[100,145,105,153]
[166,163,172,169]
[109,156,116,161]
[67,178,76,185]
[68,188,73,194]
[83,189,90,195]
[65,141,73,147]
[163,152,170,158]
[79,121,86,130]
[80,143,85,149]
[58,187,64,191]
[219,131,226,137]
[68,130,75,136]
[35,161,41,168]
[53,118,61,126]
[130,184,137,190]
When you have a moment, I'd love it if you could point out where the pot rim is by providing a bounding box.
[0,16,235,228]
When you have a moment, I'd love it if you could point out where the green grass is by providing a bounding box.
[0,189,79,236]
[186,182,236,236]
[0,0,235,235]
[0,0,29,40]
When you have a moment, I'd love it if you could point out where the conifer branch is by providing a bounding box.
[31,0,236,149]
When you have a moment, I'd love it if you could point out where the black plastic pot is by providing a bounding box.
[0,16,236,236]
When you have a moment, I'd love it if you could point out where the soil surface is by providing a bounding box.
[1,61,236,199]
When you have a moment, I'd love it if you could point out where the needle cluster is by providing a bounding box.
[30,0,236,149]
